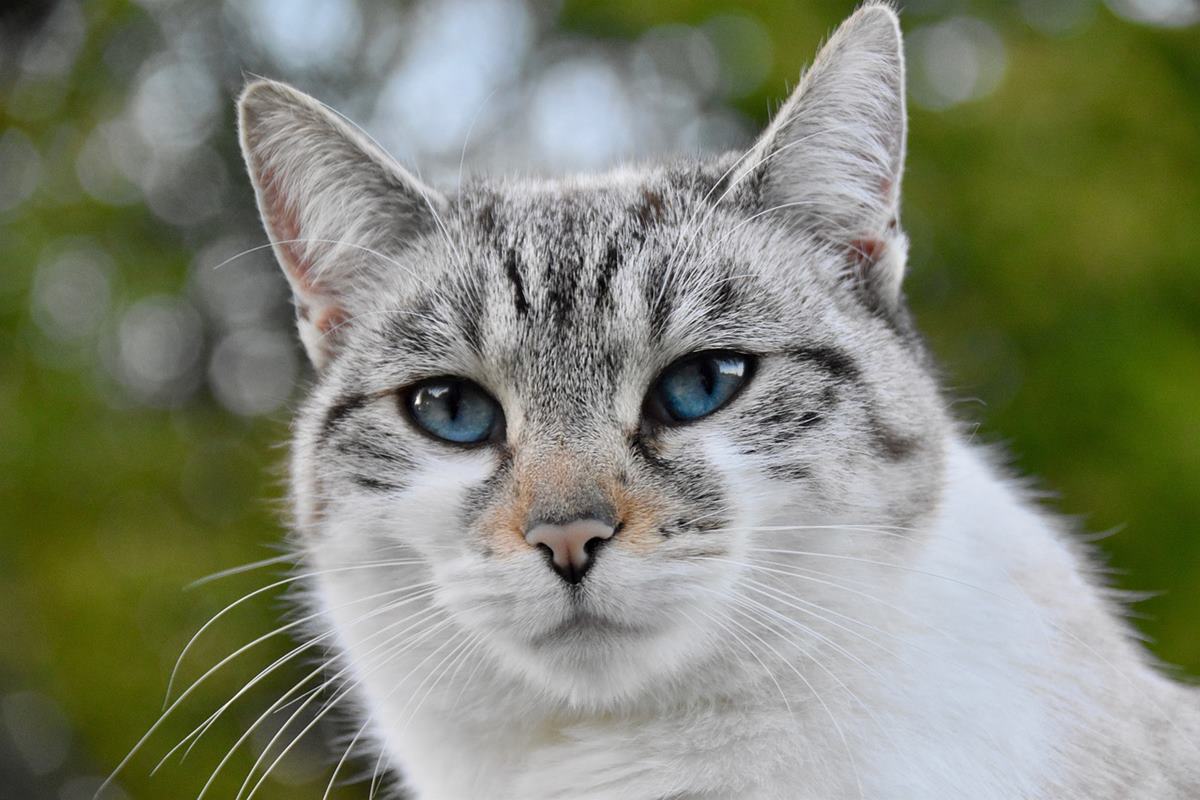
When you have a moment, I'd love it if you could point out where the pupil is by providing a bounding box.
[700,360,716,396]
[445,385,461,422]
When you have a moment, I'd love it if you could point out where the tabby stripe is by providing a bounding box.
[322,393,369,439]
[783,346,860,382]
[867,410,920,461]
[504,248,528,316]
[595,241,622,307]
[350,475,400,492]
[335,438,412,468]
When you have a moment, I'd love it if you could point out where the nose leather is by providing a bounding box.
[525,519,615,583]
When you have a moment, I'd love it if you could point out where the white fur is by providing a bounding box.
[307,436,1199,799]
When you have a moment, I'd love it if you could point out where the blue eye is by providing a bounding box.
[405,378,501,445]
[649,351,754,424]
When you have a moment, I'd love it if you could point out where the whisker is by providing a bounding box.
[715,601,865,800]
[725,548,1022,594]
[315,306,451,346]
[689,607,791,715]
[211,238,435,291]
[159,584,438,772]
[398,632,479,729]
[235,613,456,800]
[725,585,892,678]
[163,559,429,706]
[99,571,424,800]
[186,553,299,589]
[725,600,917,781]
[717,554,1200,756]
[703,523,918,540]
[315,95,471,279]
[199,602,448,799]
[697,555,959,644]
[456,88,499,203]
[322,632,484,800]
[662,121,869,306]
[365,630,478,798]
[448,634,491,715]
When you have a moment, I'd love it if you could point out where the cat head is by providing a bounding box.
[238,4,948,707]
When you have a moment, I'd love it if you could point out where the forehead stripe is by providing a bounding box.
[503,248,529,316]
[596,241,622,306]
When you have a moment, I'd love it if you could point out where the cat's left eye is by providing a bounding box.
[645,351,754,425]
[403,377,502,445]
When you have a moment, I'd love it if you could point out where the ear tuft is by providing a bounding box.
[740,3,909,310]
[237,80,444,368]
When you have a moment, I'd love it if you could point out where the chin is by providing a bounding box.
[495,608,711,708]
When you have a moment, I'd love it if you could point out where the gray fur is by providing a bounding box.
[234,5,1199,798]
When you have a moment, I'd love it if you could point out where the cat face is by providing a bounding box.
[240,6,948,706]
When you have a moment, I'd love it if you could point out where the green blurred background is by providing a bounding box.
[0,0,1197,797]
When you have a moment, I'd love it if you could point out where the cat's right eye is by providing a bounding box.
[402,378,502,445]
[645,350,754,426]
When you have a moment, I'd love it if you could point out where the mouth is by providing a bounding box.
[527,609,645,648]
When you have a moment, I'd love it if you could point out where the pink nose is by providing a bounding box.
[525,518,616,584]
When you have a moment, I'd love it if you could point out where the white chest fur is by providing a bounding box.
[312,439,1198,799]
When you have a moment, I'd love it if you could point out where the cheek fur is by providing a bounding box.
[610,480,667,553]
[386,453,500,547]
[696,432,762,531]
[475,480,533,559]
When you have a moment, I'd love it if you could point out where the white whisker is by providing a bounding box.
[163,559,429,707]
[194,601,446,800]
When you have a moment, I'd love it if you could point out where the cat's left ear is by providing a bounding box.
[237,80,445,368]
[741,3,908,310]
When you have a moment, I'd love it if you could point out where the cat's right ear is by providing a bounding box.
[735,4,909,313]
[237,80,445,369]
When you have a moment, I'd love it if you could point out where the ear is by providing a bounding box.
[740,3,908,311]
[237,79,445,368]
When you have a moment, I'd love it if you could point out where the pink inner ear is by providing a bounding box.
[316,306,349,336]
[258,163,348,357]
[260,164,319,292]
[848,236,887,279]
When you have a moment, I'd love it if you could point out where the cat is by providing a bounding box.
[228,4,1199,798]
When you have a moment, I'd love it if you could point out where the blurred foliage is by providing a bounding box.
[0,0,1197,798]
